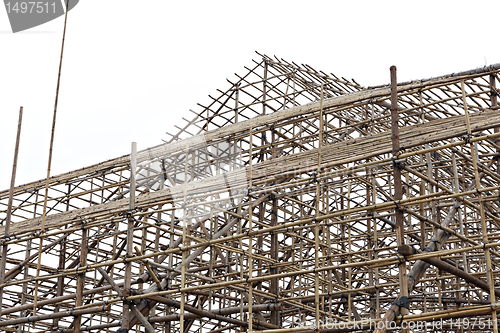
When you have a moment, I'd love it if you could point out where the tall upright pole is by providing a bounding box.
[0,106,23,315]
[314,84,324,329]
[122,142,136,332]
[74,224,88,332]
[491,74,499,210]
[270,81,279,327]
[462,81,499,333]
[33,0,70,315]
[390,66,409,330]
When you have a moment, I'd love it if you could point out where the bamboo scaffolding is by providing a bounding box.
[1,56,500,333]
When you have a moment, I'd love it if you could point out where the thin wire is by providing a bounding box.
[33,0,71,316]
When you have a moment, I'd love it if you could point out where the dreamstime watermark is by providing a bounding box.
[3,0,80,33]
[298,317,496,331]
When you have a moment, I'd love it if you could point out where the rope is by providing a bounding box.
[463,133,473,144]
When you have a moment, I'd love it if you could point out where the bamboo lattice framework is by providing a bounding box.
[1,53,500,332]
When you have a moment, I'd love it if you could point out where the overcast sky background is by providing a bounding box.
[1,1,499,190]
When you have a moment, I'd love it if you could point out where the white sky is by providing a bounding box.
[1,0,499,190]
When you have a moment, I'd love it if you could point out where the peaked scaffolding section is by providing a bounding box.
[1,54,500,333]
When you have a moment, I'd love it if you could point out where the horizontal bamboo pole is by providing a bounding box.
[58,322,121,333]
[149,303,282,323]
[121,240,500,302]
[1,275,147,315]
[252,303,500,333]
[6,63,497,198]
[147,295,278,329]
[3,85,500,240]
[0,305,109,327]
[8,183,491,285]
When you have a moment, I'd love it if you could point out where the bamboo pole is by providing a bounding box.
[462,80,499,333]
[33,0,70,317]
[389,66,409,332]
[180,142,189,333]
[150,303,282,322]
[0,106,22,316]
[74,222,87,332]
[313,83,324,328]
[121,141,136,331]
[491,74,500,227]
[147,294,277,330]
[0,305,109,327]
[270,112,280,327]
[249,127,254,332]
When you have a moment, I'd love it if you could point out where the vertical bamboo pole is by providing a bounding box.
[491,74,499,216]
[314,84,324,329]
[0,106,23,316]
[248,127,254,332]
[166,181,175,333]
[263,60,268,116]
[326,191,333,320]
[314,207,320,329]
[437,268,443,310]
[452,152,468,274]
[347,179,352,322]
[284,75,290,110]
[180,143,189,333]
[234,83,239,123]
[74,223,88,332]
[208,208,213,314]
[122,142,136,331]
[419,164,426,249]
[418,91,427,264]
[33,0,70,316]
[390,66,409,329]
[370,101,374,134]
[491,75,499,332]
[238,192,244,323]
[54,203,67,329]
[17,237,31,333]
[462,81,498,333]
[262,60,268,161]
[270,116,279,327]
[372,170,380,319]
[366,162,375,318]
[109,216,118,332]
[155,161,166,265]
[151,163,165,321]
[298,191,303,325]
